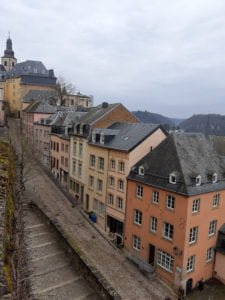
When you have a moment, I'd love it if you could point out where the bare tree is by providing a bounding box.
[55,76,76,105]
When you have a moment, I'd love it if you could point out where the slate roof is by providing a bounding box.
[5,60,56,86]
[74,103,121,126]
[23,101,57,114]
[6,60,50,78]
[128,133,225,196]
[22,89,57,103]
[89,122,166,152]
[35,110,86,127]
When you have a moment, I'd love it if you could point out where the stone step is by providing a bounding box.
[34,277,97,300]
[32,265,81,292]
[29,233,57,247]
[32,252,71,274]
[28,241,60,259]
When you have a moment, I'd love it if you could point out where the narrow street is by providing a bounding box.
[8,118,176,300]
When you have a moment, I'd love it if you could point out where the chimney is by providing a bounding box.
[102,102,108,108]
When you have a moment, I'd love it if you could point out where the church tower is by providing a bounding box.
[1,35,17,71]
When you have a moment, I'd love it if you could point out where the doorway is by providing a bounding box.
[186,278,193,295]
[86,194,89,210]
[149,244,155,265]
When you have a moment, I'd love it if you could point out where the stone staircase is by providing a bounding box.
[24,207,99,300]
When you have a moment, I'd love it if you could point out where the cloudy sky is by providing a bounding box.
[1,0,225,118]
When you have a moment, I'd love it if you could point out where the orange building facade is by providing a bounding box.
[124,133,225,295]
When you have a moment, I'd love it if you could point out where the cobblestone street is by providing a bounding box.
[9,119,176,300]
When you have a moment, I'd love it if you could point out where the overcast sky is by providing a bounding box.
[1,0,225,118]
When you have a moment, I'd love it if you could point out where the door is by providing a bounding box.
[86,194,89,210]
[149,244,155,265]
[186,278,193,295]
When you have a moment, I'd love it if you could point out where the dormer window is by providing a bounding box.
[212,173,217,184]
[139,166,144,176]
[169,173,176,184]
[195,175,201,186]
[80,125,83,135]
[100,132,105,145]
[92,131,96,143]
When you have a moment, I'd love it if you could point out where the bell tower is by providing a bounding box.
[1,33,17,71]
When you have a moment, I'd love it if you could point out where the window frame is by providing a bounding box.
[192,198,200,214]
[132,235,141,251]
[163,222,174,241]
[98,157,104,171]
[152,191,159,204]
[189,226,198,244]
[134,209,142,226]
[166,195,175,210]
[186,255,195,273]
[90,154,95,169]
[136,185,143,198]
[209,220,217,236]
[157,249,174,273]
[150,216,157,233]
[212,194,220,208]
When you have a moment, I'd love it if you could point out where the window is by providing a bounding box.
[212,173,217,183]
[100,132,104,144]
[61,156,64,165]
[108,194,114,205]
[61,143,64,151]
[206,247,213,262]
[78,162,82,177]
[119,161,125,173]
[109,176,115,187]
[192,198,200,213]
[110,159,115,170]
[209,220,217,236]
[139,165,144,176]
[186,255,195,273]
[132,235,141,250]
[152,191,159,204]
[169,173,176,184]
[92,132,96,143]
[212,194,220,208]
[163,222,174,240]
[90,154,95,168]
[118,179,124,191]
[79,143,83,157]
[150,216,157,232]
[56,143,59,152]
[98,157,104,171]
[117,197,123,209]
[93,199,105,216]
[134,210,142,225]
[72,160,76,175]
[189,226,198,244]
[65,158,68,167]
[136,185,143,198]
[195,175,201,186]
[73,142,77,156]
[157,249,174,273]
[97,179,103,193]
[166,195,175,210]
[89,176,94,189]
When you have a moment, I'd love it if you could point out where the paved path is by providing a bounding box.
[9,118,176,300]
[24,206,99,300]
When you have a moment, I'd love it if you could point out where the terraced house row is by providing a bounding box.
[3,37,225,296]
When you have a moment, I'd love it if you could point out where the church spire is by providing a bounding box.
[1,34,17,71]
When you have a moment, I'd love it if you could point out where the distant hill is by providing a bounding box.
[179,114,225,136]
[132,110,185,127]
[133,111,174,127]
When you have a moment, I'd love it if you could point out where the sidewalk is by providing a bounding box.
[23,158,176,300]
